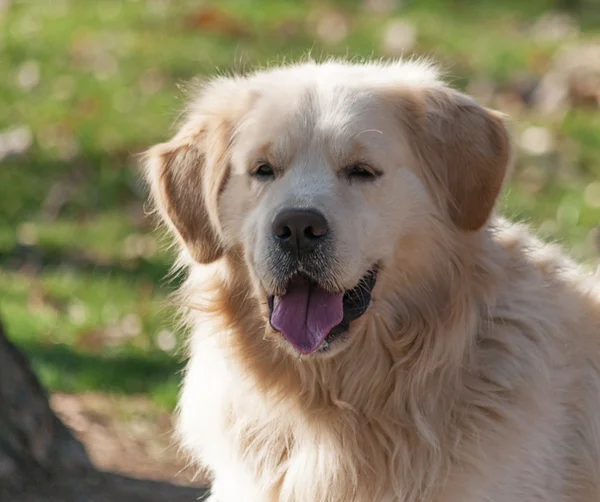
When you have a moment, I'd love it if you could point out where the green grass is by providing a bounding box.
[1,0,600,410]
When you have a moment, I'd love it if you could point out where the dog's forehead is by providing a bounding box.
[233,82,396,168]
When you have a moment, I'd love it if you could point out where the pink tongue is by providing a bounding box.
[271,277,344,355]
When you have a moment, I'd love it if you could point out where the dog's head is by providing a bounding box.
[145,61,511,358]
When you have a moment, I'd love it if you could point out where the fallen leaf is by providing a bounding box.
[0,125,33,161]
[381,19,416,56]
[363,0,401,14]
[185,6,251,38]
[520,126,554,156]
[313,10,349,46]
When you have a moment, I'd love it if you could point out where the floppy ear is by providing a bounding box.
[144,79,257,263]
[146,96,244,263]
[396,87,512,231]
[144,125,225,263]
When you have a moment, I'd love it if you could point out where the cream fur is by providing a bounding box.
[144,60,600,502]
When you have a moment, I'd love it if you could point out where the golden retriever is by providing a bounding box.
[144,59,600,502]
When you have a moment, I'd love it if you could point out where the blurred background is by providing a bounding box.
[2,0,600,487]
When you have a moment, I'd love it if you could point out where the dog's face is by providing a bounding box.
[146,61,511,357]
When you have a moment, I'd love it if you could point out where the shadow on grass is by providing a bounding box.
[0,245,177,288]
[17,341,184,404]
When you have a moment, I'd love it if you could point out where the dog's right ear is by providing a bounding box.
[144,124,223,263]
[144,79,257,264]
[145,82,249,264]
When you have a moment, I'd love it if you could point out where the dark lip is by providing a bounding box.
[267,266,379,353]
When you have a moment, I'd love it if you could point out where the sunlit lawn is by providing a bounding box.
[1,0,599,409]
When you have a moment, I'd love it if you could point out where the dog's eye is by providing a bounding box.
[345,164,380,182]
[253,163,275,180]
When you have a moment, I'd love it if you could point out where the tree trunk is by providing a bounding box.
[0,319,208,502]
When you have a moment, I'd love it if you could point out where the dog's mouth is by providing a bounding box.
[267,267,378,355]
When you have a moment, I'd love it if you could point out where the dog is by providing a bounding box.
[144,59,600,502]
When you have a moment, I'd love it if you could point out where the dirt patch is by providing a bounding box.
[50,392,210,488]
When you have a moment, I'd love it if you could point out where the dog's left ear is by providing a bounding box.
[390,87,512,231]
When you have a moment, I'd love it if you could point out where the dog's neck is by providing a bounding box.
[180,221,501,415]
[178,223,507,501]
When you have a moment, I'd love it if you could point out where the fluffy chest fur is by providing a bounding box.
[176,222,600,502]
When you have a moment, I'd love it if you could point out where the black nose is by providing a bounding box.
[272,209,329,256]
